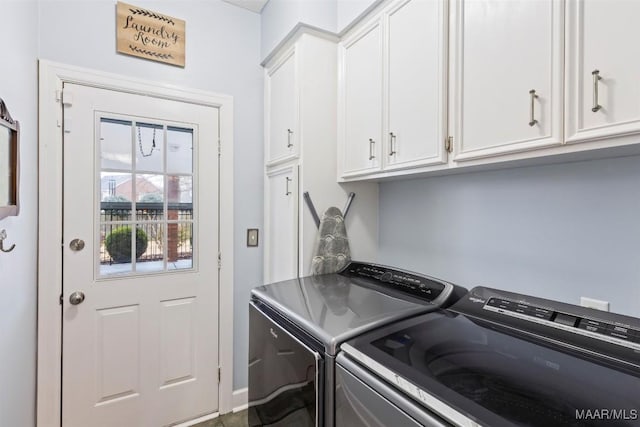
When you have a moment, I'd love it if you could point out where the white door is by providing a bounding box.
[341,20,383,177]
[566,0,640,143]
[452,0,564,161]
[62,83,219,427]
[266,49,298,165]
[386,0,448,170]
[264,164,298,283]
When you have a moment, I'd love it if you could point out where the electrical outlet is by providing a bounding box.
[580,297,609,312]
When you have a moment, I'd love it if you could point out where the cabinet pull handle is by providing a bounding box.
[287,129,293,148]
[284,176,293,196]
[389,132,396,156]
[529,89,538,127]
[285,177,292,195]
[369,138,375,160]
[592,70,602,112]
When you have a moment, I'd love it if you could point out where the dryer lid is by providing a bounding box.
[251,262,462,355]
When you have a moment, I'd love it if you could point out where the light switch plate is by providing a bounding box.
[247,229,259,247]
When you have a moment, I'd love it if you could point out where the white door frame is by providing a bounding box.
[36,60,235,427]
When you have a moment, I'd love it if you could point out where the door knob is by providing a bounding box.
[70,239,85,252]
[69,291,85,305]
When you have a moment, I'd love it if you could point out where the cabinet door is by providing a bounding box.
[266,49,297,166]
[340,21,383,177]
[452,0,563,161]
[265,165,298,283]
[386,0,448,170]
[566,0,640,143]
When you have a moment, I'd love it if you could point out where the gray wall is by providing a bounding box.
[378,155,640,317]
[336,0,377,31]
[261,0,337,59]
[0,1,38,425]
[37,0,263,392]
[259,0,380,59]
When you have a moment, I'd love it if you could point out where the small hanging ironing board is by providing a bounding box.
[311,206,351,275]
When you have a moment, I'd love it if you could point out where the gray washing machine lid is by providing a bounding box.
[251,262,461,355]
[341,287,640,427]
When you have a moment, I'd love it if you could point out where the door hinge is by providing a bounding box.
[62,89,73,133]
[218,367,221,383]
[445,136,453,153]
[218,138,221,157]
[217,252,222,270]
[59,294,63,305]
[62,90,73,107]
[55,90,62,103]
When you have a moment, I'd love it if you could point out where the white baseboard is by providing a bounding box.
[174,412,219,427]
[232,387,248,412]
[174,388,247,425]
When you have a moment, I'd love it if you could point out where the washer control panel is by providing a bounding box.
[454,287,640,359]
[483,296,640,350]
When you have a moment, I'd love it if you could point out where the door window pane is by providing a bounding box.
[167,127,193,174]
[135,224,164,273]
[135,123,163,172]
[100,118,132,170]
[167,176,192,204]
[136,174,164,220]
[101,205,133,224]
[101,172,133,203]
[168,222,193,271]
[100,224,134,275]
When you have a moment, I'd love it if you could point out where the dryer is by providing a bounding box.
[248,262,466,426]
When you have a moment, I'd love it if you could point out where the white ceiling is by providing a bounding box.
[221,0,269,13]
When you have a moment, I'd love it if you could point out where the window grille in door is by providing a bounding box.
[98,117,196,277]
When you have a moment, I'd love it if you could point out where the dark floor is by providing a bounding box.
[192,408,258,427]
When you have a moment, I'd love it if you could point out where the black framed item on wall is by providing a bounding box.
[0,97,19,220]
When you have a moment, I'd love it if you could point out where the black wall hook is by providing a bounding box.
[0,229,16,253]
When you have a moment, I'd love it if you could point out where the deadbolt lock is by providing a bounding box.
[70,239,85,252]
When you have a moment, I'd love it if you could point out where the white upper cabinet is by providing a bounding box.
[386,0,448,170]
[451,0,564,161]
[340,20,383,177]
[566,0,640,143]
[266,49,297,166]
[339,0,448,179]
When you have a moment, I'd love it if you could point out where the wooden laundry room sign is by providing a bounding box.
[116,2,185,67]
